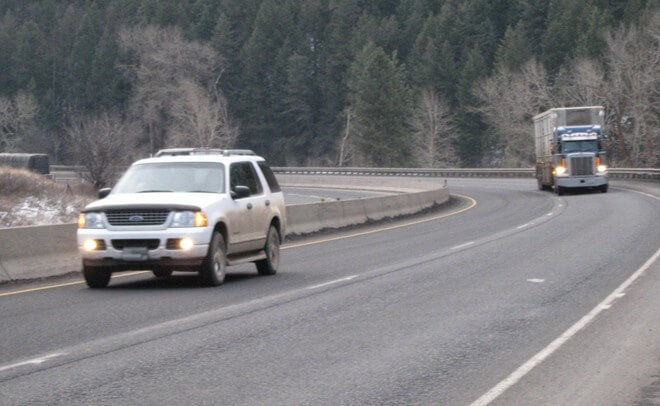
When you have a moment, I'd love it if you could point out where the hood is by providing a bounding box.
[83,192,226,212]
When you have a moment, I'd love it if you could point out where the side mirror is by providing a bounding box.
[231,185,250,199]
[98,188,111,199]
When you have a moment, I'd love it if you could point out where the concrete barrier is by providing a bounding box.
[0,178,449,282]
[0,223,78,282]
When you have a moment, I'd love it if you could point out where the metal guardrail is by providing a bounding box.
[49,165,660,182]
[272,167,660,181]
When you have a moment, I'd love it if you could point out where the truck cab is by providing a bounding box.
[534,106,609,195]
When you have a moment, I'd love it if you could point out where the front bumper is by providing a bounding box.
[77,227,210,270]
[556,174,608,188]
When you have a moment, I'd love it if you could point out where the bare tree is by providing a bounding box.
[559,58,608,106]
[410,89,457,167]
[119,25,233,153]
[169,78,238,148]
[474,59,554,167]
[0,92,38,152]
[603,16,659,167]
[65,113,138,188]
[337,107,353,167]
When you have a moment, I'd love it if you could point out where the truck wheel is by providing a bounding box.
[83,265,111,288]
[152,268,173,278]
[256,226,280,275]
[554,182,563,196]
[199,232,226,286]
[600,184,608,193]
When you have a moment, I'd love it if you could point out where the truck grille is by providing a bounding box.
[570,156,594,176]
[105,209,170,226]
[111,239,160,250]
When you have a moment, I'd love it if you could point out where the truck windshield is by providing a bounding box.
[113,162,225,194]
[562,140,598,154]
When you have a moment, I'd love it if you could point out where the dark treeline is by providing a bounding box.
[0,0,657,171]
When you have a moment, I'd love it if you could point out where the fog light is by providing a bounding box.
[180,238,194,250]
[83,239,98,251]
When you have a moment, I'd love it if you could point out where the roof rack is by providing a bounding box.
[155,148,256,157]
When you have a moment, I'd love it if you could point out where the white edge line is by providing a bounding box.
[0,352,66,373]
[452,241,475,250]
[306,275,358,290]
[470,246,660,406]
[516,223,530,230]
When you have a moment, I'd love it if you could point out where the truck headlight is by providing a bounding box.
[555,166,567,176]
[597,164,607,173]
[171,211,207,227]
[78,213,104,229]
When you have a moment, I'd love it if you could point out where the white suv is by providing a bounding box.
[77,149,286,288]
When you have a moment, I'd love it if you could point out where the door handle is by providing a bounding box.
[265,200,271,206]
[247,203,253,210]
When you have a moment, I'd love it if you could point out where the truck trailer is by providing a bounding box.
[533,106,608,195]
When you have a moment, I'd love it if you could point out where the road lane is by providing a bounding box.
[0,178,658,404]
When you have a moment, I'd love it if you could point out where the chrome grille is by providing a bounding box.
[105,209,170,226]
[570,156,594,176]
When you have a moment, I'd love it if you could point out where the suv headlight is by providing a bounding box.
[171,211,207,227]
[78,212,105,229]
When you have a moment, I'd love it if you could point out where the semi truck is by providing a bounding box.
[533,106,608,195]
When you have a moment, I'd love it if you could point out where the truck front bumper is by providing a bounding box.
[556,174,608,188]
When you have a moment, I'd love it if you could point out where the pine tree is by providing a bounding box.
[347,42,411,167]
[495,22,534,71]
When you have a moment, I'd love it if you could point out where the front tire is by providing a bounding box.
[83,265,111,288]
[256,226,280,275]
[199,232,227,287]
[600,184,608,193]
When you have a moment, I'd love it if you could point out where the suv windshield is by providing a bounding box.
[113,162,225,194]
[562,140,598,154]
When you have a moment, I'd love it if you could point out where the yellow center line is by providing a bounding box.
[0,194,477,297]
[0,271,150,298]
[283,193,477,249]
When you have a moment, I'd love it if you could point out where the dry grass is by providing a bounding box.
[0,166,96,227]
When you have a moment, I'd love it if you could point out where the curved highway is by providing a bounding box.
[0,178,658,405]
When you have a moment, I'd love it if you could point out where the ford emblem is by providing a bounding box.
[128,215,144,222]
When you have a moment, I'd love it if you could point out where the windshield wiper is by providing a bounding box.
[186,190,219,193]
[137,190,173,193]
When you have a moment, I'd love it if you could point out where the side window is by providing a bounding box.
[230,162,263,196]
[258,162,281,192]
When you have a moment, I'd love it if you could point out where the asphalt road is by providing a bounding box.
[0,178,658,405]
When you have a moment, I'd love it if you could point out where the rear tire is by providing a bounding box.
[199,232,226,286]
[83,265,111,288]
[256,226,280,275]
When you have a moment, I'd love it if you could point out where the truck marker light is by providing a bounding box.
[83,239,98,251]
[78,214,86,228]
[180,238,194,250]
